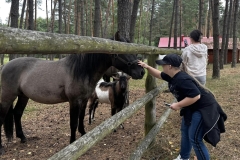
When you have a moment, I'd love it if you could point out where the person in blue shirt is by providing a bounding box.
[138,53,227,160]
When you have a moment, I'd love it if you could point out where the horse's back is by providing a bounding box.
[1,57,69,104]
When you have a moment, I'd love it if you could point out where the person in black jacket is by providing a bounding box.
[138,53,227,160]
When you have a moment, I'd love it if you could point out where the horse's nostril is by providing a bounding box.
[141,70,145,76]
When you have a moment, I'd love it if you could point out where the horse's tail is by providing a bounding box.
[3,104,14,141]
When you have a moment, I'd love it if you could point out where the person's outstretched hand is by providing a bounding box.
[138,60,149,69]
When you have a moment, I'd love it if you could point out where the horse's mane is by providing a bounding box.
[66,53,110,80]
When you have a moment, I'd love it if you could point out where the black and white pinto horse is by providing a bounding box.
[0,31,145,155]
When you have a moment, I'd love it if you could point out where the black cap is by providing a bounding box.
[155,53,182,67]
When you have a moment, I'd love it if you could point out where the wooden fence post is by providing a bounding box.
[144,54,158,139]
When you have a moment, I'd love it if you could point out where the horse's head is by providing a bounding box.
[111,31,145,79]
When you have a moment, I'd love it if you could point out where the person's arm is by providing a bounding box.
[170,95,200,110]
[138,61,162,79]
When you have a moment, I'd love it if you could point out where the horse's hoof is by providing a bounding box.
[21,137,27,143]
[113,129,117,132]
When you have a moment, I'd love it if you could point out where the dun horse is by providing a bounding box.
[0,31,145,155]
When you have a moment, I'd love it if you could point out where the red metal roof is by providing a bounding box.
[158,36,191,48]
[158,36,240,49]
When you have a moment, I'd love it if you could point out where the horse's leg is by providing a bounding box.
[111,105,118,132]
[78,99,88,136]
[69,100,80,143]
[13,95,29,143]
[88,100,93,125]
[92,100,99,122]
[0,103,9,155]
[0,101,15,155]
[116,106,124,129]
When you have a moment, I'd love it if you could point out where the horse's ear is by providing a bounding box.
[114,31,120,41]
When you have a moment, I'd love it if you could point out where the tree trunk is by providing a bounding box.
[111,0,114,37]
[67,0,72,34]
[93,0,101,37]
[224,0,233,64]
[20,0,27,29]
[49,0,58,33]
[35,0,37,30]
[129,0,140,43]
[103,0,112,38]
[90,0,93,36]
[206,0,212,38]
[75,0,81,35]
[59,0,62,34]
[198,0,203,31]
[212,0,220,79]
[173,0,179,49]
[137,0,142,44]
[9,0,19,61]
[64,0,66,34]
[143,0,151,45]
[220,0,229,68]
[24,0,29,29]
[80,0,85,36]
[148,0,155,46]
[179,0,182,50]
[46,0,49,31]
[117,0,131,39]
[168,0,175,48]
[84,0,88,36]
[231,0,239,68]
[28,0,34,30]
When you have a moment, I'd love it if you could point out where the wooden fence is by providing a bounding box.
[48,82,175,160]
[0,27,180,160]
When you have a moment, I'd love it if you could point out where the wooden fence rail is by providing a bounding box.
[129,99,176,160]
[48,83,168,160]
[0,27,181,55]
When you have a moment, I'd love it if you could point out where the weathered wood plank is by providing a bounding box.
[129,107,172,160]
[129,99,177,160]
[0,27,182,55]
[47,83,167,160]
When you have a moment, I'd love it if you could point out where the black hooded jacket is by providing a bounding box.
[161,71,227,147]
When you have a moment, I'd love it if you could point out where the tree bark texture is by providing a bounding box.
[0,27,182,55]
[168,0,175,48]
[93,0,101,37]
[220,0,229,68]
[59,0,62,34]
[117,0,131,39]
[148,0,155,46]
[129,0,140,43]
[19,0,27,29]
[231,0,239,68]
[28,0,34,30]
[212,0,220,79]
[224,0,233,64]
[174,0,179,49]
[10,0,19,60]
